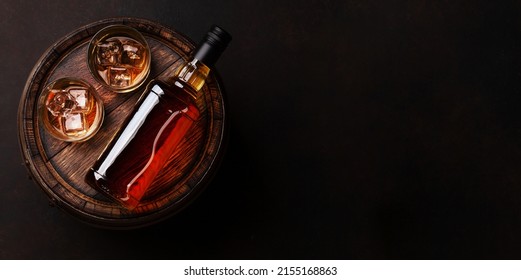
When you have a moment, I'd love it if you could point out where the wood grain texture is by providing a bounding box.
[18,18,227,229]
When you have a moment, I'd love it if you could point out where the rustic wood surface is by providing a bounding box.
[18,18,226,228]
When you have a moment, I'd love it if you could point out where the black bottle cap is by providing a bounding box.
[193,25,232,67]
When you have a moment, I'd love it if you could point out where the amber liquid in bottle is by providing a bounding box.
[86,26,231,209]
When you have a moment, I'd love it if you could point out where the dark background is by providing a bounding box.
[2,0,521,259]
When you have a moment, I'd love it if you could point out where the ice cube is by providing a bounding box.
[108,66,132,87]
[96,39,121,66]
[61,113,87,135]
[121,39,146,68]
[46,91,76,117]
[68,88,91,112]
[46,99,64,117]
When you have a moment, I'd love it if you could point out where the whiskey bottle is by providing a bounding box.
[86,25,231,209]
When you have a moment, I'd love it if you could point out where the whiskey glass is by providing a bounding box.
[38,78,104,142]
[87,25,151,93]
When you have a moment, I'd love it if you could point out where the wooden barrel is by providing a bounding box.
[17,18,227,229]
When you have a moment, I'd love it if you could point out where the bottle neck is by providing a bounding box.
[173,59,210,94]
